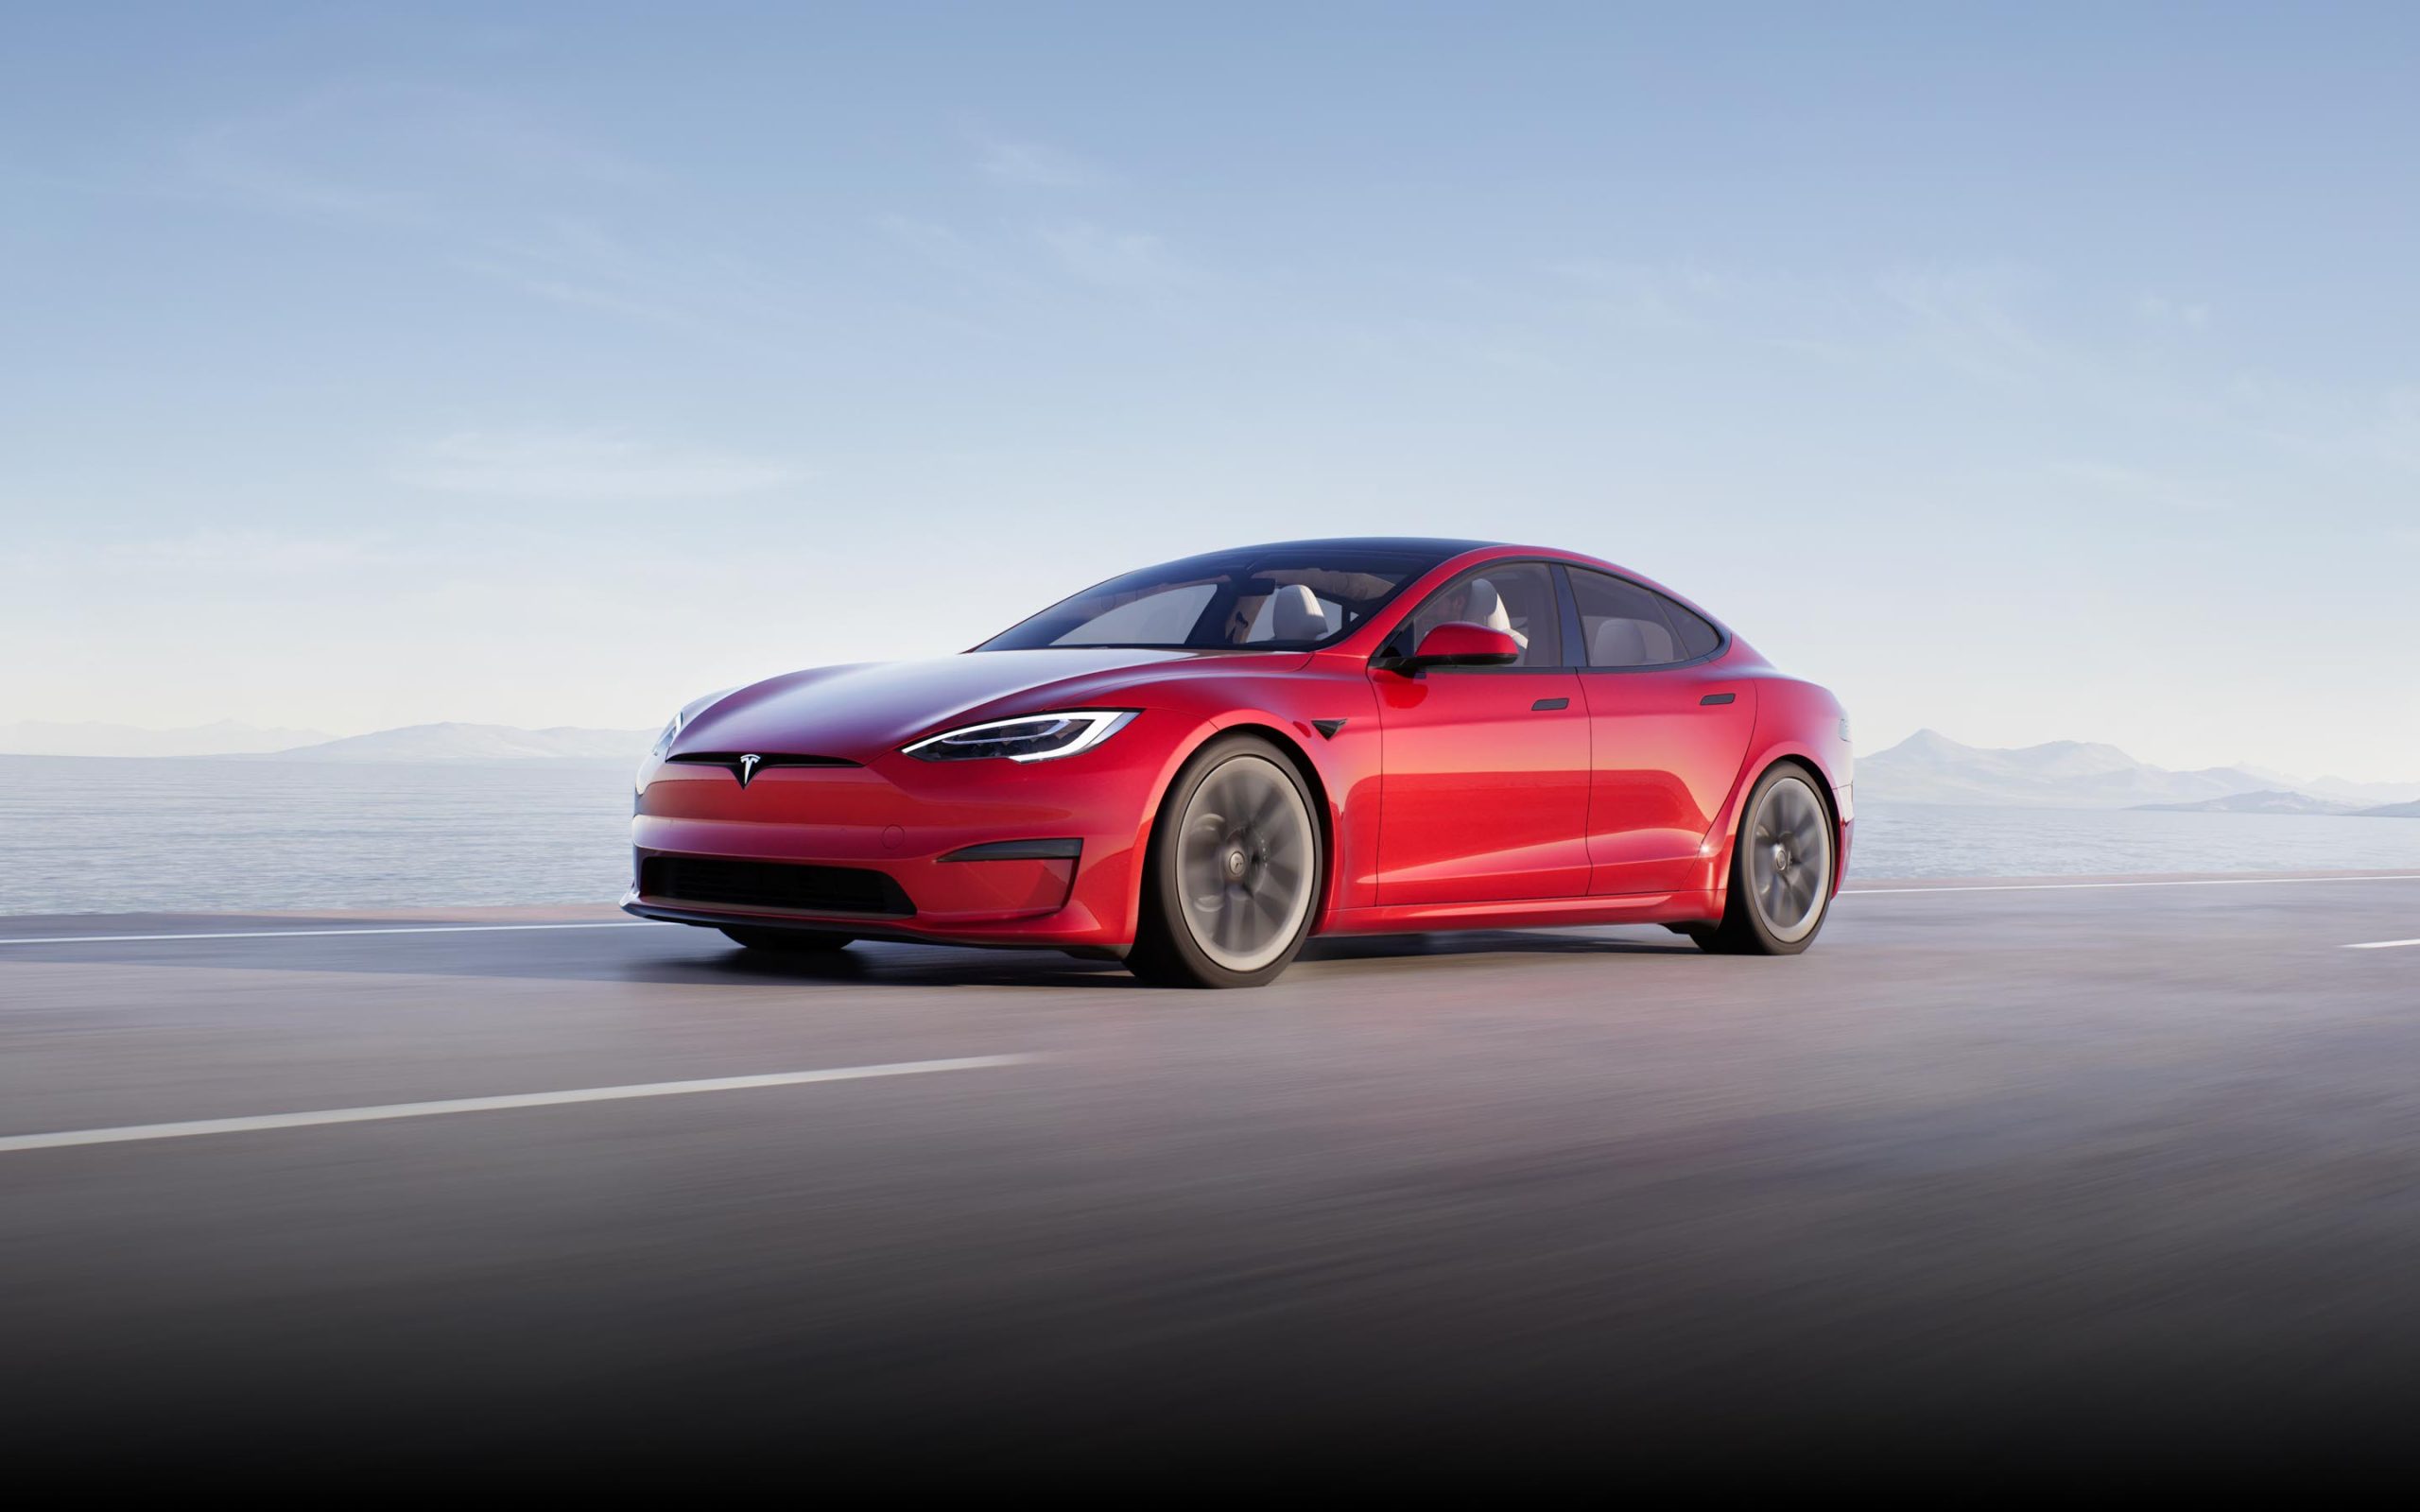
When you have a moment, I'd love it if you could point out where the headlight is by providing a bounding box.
[640,688,735,786]
[904,710,1138,763]
[648,713,685,761]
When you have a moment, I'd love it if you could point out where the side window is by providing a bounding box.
[1570,569,1718,668]
[1662,596,1722,661]
[1397,562,1562,668]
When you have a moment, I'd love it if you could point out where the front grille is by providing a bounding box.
[666,752,859,771]
[640,855,914,917]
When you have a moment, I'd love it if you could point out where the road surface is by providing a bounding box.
[5,873,2419,1485]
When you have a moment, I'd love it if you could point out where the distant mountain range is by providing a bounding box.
[242,723,655,763]
[1862,730,2420,816]
[0,718,336,758]
[2,720,651,764]
[2134,790,2359,816]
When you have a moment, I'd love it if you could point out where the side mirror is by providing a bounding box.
[1386,621,1522,674]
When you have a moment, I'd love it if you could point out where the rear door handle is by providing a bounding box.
[1700,692,1736,706]
[1531,696,1569,711]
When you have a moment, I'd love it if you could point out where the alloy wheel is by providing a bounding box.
[1174,754,1317,973]
[1745,773,1831,943]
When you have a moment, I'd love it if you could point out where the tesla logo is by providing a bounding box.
[736,753,762,788]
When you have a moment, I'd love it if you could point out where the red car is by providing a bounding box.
[628,539,1852,987]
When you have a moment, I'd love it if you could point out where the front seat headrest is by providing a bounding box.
[1461,577,1529,650]
[1270,583,1330,640]
[1590,616,1674,666]
[1592,617,1648,666]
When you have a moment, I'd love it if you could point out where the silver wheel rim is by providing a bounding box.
[1747,775,1831,944]
[1175,754,1316,973]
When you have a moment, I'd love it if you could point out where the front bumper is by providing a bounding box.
[626,720,1182,949]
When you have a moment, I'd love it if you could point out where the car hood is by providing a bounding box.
[672,647,1279,760]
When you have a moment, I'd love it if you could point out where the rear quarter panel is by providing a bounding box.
[1707,663,1855,896]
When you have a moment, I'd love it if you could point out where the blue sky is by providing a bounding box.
[5,2,2416,779]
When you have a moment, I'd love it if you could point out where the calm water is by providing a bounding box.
[1853,800,2420,879]
[4,756,2416,916]
[1,756,639,916]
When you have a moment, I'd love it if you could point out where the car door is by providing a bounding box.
[1374,561,1592,904]
[1567,568,1761,895]
[1563,566,1756,894]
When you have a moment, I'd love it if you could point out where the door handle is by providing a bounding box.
[1699,692,1736,706]
[1531,696,1569,711]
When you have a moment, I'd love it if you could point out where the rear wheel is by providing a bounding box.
[719,926,854,953]
[1128,735,1322,988]
[1694,764,1835,955]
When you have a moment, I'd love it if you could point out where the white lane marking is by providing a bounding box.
[2344,938,2420,951]
[0,1056,1037,1155]
[1850,873,2420,896]
[0,920,669,947]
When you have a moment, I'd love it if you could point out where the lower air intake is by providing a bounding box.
[640,855,914,918]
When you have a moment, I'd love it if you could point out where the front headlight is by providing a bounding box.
[904,710,1138,764]
[640,688,736,787]
[648,712,685,761]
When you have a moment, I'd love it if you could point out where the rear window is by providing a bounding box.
[1569,568,1721,668]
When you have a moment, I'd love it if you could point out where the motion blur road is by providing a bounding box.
[6,874,2419,1485]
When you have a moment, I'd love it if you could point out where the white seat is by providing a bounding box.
[1268,582,1333,640]
[1590,616,1674,667]
[1462,577,1529,651]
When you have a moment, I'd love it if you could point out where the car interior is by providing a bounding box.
[1048,567,1415,649]
[1569,569,1706,669]
[1399,565,1561,667]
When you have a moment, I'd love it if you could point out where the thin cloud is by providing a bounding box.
[402,432,805,502]
[449,215,821,351]
[182,84,649,223]
[93,531,395,576]
[173,88,788,342]
[1035,222,1190,288]
[2041,460,2231,515]
[2378,387,2420,472]
[1874,263,2053,387]
[977,137,1105,189]
[2135,293,2214,330]
[1549,260,1861,352]
[2249,383,2420,479]
[876,214,1017,285]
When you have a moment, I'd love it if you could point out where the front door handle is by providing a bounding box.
[1531,696,1569,711]
[1700,692,1736,706]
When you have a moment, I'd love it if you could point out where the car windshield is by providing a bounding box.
[977,545,1454,651]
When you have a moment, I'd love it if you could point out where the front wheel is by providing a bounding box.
[1127,734,1322,988]
[1693,764,1836,955]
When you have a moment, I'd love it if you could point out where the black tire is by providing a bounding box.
[1694,763,1836,956]
[1127,733,1324,988]
[719,925,855,953]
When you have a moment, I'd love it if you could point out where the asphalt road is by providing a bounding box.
[5,874,2419,1486]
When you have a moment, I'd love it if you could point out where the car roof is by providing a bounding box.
[1207,539,1730,642]
[1214,537,1501,557]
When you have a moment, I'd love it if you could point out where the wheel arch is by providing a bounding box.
[1706,746,1849,910]
[1136,719,1340,938]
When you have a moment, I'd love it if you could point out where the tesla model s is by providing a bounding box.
[627,538,1852,987]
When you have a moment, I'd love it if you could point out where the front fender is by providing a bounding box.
[1093,664,1382,941]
